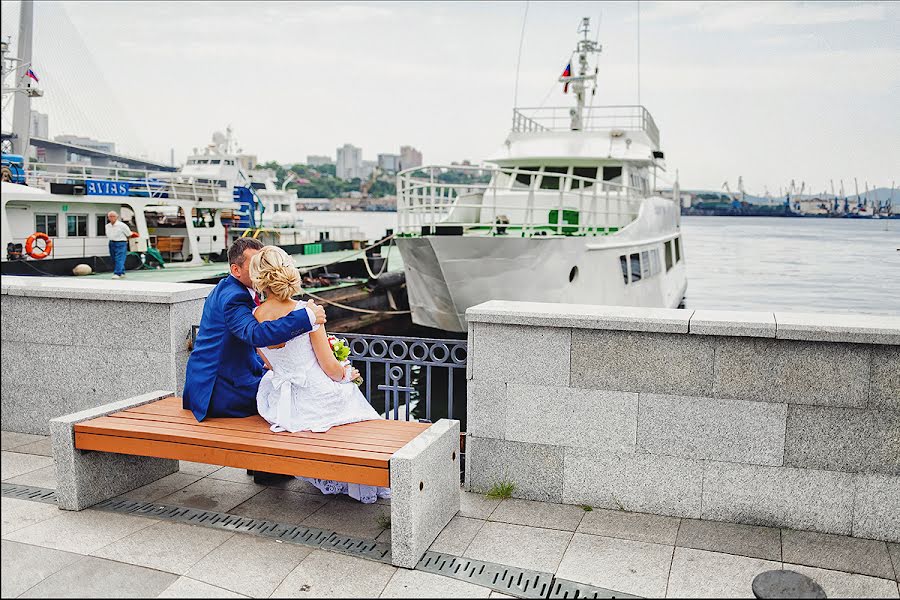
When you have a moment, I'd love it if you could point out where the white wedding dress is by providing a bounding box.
[255,302,390,504]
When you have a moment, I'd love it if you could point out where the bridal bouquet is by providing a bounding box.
[328,335,363,385]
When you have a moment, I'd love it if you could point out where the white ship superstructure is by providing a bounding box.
[395,18,687,332]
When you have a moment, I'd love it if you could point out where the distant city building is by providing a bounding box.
[29,110,48,138]
[361,160,378,180]
[307,154,333,166]
[336,143,363,180]
[400,145,422,170]
[54,134,115,153]
[377,153,401,173]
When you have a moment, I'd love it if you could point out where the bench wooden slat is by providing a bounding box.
[76,417,394,468]
[95,414,403,453]
[75,432,389,487]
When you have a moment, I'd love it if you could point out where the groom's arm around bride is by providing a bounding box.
[182,238,326,422]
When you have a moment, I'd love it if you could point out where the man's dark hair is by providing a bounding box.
[227,238,264,266]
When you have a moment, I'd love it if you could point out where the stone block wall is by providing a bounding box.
[464,301,900,542]
[1,276,212,434]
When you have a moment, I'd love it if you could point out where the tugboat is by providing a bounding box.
[395,18,688,332]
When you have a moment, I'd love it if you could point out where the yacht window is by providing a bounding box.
[539,166,568,190]
[630,253,641,282]
[514,166,540,187]
[67,214,88,237]
[619,255,629,284]
[210,160,221,165]
[96,215,107,236]
[650,249,661,275]
[251,182,266,190]
[217,180,227,188]
[675,237,682,262]
[640,250,651,278]
[35,214,58,237]
[186,159,196,165]
[225,160,234,165]
[197,159,208,164]
[665,240,673,270]
[572,167,597,189]
[602,166,623,182]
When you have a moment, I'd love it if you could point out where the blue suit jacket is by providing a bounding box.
[182,275,313,421]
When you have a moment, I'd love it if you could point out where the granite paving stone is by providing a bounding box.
[116,472,202,502]
[853,474,900,543]
[155,477,265,512]
[230,487,330,526]
[489,498,585,531]
[263,475,328,495]
[563,448,703,518]
[463,521,573,573]
[781,529,895,580]
[555,533,675,598]
[4,509,158,555]
[5,465,57,489]
[379,568,492,598]
[489,593,515,599]
[0,497,62,536]
[712,337,870,407]
[466,380,507,440]
[0,430,47,451]
[1,451,54,480]
[577,508,681,545]
[12,437,53,456]
[270,549,396,598]
[185,534,312,598]
[506,385,638,452]
[471,323,571,385]
[869,345,900,411]
[889,544,900,582]
[299,496,389,539]
[179,460,220,477]
[428,515,485,555]
[784,563,900,599]
[1,540,82,598]
[701,461,856,534]
[90,520,234,575]
[17,555,178,598]
[207,466,260,484]
[458,490,501,520]
[157,576,250,598]
[666,547,782,599]
[675,518,781,561]
[784,405,900,475]
[571,329,715,396]
[637,393,787,466]
[465,436,564,503]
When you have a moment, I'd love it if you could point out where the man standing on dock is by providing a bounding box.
[105,211,135,279]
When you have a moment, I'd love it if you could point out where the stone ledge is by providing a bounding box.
[774,312,900,345]
[466,300,693,333]
[689,310,776,338]
[1,276,213,304]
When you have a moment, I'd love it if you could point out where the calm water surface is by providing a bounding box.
[298,211,900,316]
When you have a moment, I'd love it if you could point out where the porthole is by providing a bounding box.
[569,266,579,282]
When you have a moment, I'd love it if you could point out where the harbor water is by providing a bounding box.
[297,211,900,316]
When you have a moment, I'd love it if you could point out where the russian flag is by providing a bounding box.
[561,63,571,93]
[25,68,39,82]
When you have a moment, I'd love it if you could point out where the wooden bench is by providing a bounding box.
[153,236,185,261]
[51,391,460,568]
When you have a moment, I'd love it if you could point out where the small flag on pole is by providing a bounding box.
[25,68,39,82]
[561,63,572,93]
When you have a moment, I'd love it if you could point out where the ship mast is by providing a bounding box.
[3,0,41,161]
[559,17,601,131]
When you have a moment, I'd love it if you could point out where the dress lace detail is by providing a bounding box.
[255,302,389,503]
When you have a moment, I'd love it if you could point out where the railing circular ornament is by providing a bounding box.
[409,341,429,362]
[429,343,450,363]
[451,344,468,365]
[369,339,389,359]
[389,341,408,360]
[389,365,404,381]
[349,338,369,356]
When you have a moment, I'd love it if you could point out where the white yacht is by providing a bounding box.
[395,18,687,332]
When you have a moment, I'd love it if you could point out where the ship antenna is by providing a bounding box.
[512,1,529,109]
[636,0,641,107]
[562,17,602,131]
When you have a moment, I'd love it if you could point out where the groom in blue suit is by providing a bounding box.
[182,238,326,422]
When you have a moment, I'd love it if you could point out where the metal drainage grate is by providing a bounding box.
[417,551,554,598]
[549,578,642,599]
[1,483,58,505]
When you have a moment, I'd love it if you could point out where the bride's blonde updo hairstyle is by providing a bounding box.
[249,245,302,301]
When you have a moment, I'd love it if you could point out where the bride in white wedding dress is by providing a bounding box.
[249,246,389,504]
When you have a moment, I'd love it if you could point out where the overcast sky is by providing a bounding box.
[2,1,898,192]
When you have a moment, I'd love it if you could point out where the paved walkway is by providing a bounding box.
[3,430,899,598]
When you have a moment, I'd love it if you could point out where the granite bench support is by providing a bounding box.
[50,391,460,568]
[50,390,180,511]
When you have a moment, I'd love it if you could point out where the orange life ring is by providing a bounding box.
[25,232,53,260]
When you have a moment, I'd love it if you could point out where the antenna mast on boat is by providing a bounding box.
[560,17,602,131]
[3,0,42,161]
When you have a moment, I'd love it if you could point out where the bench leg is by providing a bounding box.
[50,391,180,511]
[390,419,461,568]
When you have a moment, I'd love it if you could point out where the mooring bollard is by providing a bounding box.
[752,570,826,599]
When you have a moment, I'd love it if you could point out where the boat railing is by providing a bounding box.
[24,163,226,203]
[511,105,660,147]
[396,164,645,236]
